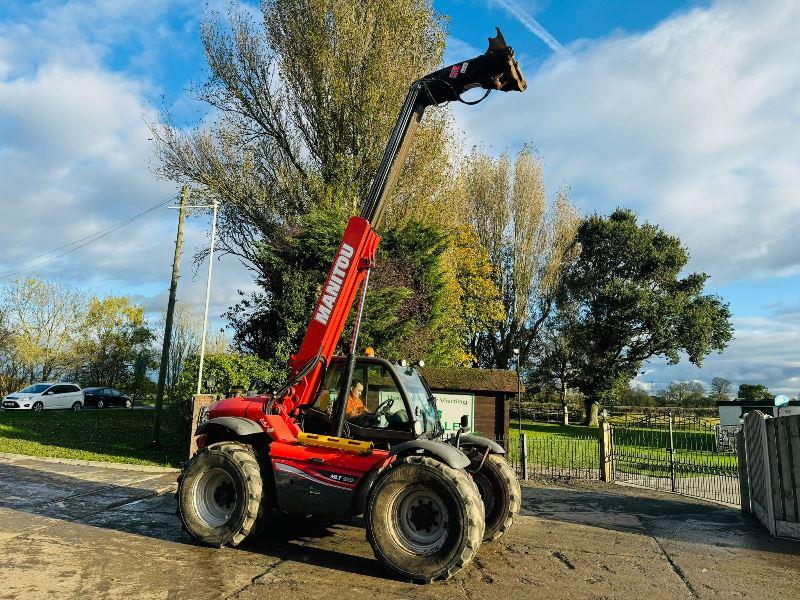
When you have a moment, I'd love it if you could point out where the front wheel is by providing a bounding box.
[177,441,267,547]
[71,402,82,411]
[32,401,44,412]
[468,453,521,541]
[96,399,104,409]
[365,456,484,583]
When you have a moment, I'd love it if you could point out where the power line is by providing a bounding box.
[0,194,178,281]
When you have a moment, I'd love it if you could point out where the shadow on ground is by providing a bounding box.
[0,459,388,579]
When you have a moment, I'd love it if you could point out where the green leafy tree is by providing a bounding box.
[226,210,470,365]
[737,383,772,401]
[72,296,154,391]
[619,385,655,408]
[170,352,281,424]
[450,226,505,365]
[533,309,581,423]
[557,209,733,425]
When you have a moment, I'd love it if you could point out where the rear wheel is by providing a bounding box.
[124,398,133,409]
[365,456,484,583]
[177,441,267,547]
[468,453,521,541]
[71,402,82,411]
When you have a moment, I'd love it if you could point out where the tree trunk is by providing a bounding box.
[560,381,569,426]
[584,399,600,427]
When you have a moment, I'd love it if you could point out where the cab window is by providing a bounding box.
[316,362,410,431]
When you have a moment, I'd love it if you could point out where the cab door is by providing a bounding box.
[321,359,415,447]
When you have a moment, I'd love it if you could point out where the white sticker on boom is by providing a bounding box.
[461,61,469,73]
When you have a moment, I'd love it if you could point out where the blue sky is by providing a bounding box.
[0,0,798,394]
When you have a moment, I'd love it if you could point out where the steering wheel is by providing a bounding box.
[374,397,395,416]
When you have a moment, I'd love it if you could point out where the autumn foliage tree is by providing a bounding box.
[72,297,154,388]
[457,146,580,369]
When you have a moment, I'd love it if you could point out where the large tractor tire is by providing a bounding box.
[177,441,267,547]
[469,453,521,542]
[365,455,484,583]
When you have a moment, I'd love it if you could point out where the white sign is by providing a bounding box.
[433,392,475,436]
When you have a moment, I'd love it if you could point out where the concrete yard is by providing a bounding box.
[0,453,798,599]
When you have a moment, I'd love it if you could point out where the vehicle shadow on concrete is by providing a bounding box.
[522,481,800,556]
[0,460,388,578]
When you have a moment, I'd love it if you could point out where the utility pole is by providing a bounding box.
[152,186,188,445]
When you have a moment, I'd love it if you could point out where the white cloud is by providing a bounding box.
[637,311,800,395]
[456,0,800,284]
[0,0,253,327]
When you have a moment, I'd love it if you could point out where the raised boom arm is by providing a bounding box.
[278,30,526,436]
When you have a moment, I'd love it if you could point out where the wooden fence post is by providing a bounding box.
[519,433,529,480]
[599,420,613,482]
[737,428,750,513]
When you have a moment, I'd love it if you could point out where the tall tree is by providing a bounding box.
[557,209,733,425]
[152,0,450,267]
[0,309,25,395]
[152,1,465,366]
[459,146,580,369]
[533,308,581,424]
[710,376,732,401]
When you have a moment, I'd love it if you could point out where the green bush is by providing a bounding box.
[169,353,282,426]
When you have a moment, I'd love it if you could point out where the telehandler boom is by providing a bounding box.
[178,29,526,583]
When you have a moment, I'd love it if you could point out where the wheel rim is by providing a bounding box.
[97,400,103,408]
[72,402,81,411]
[192,467,237,528]
[33,402,43,412]
[125,400,132,408]
[391,486,449,555]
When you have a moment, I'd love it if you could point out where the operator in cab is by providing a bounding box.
[345,381,368,419]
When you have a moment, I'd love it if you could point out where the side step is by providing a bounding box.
[297,432,374,455]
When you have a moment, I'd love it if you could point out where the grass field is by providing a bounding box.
[0,409,185,467]
[506,420,737,476]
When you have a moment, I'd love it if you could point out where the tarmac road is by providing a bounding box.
[0,453,798,599]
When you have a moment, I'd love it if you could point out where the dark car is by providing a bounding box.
[83,387,133,409]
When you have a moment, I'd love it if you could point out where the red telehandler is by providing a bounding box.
[177,30,527,582]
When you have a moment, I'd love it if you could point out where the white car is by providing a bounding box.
[2,382,84,411]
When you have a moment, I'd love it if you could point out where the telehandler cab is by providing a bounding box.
[178,29,526,582]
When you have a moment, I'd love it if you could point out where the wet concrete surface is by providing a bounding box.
[0,453,798,599]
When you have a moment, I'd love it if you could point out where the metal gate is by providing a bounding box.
[611,413,740,505]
